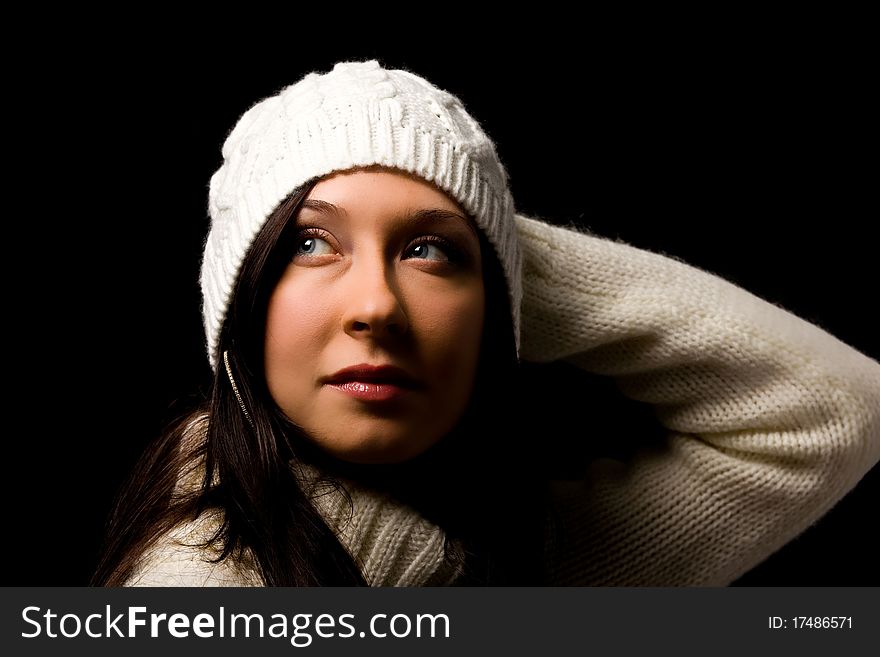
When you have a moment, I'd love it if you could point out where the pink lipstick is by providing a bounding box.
[321,363,423,403]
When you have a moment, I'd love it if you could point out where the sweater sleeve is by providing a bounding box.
[515,213,880,586]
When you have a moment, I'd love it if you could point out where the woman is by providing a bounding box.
[92,59,880,587]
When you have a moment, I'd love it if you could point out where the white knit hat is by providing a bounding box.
[201,59,521,371]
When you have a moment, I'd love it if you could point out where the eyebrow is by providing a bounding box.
[299,199,479,240]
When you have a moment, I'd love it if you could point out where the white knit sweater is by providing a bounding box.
[125,213,880,586]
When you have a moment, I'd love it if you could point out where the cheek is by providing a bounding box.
[264,282,330,388]
[413,283,485,372]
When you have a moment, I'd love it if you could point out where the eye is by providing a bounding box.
[406,236,459,263]
[293,229,335,258]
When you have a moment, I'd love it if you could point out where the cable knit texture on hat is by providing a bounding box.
[201,60,520,370]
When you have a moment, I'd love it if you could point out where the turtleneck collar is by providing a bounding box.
[291,459,467,586]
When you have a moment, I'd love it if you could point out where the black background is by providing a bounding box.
[8,32,876,586]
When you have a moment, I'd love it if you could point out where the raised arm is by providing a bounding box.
[515,213,880,586]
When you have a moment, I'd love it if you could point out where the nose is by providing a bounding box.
[342,256,409,340]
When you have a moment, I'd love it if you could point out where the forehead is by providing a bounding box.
[307,166,464,211]
[301,166,479,237]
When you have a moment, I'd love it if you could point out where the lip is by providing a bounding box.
[321,364,423,403]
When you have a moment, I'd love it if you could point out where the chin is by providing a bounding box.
[325,432,437,466]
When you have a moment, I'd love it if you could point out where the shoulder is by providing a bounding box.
[120,411,263,587]
[124,512,262,588]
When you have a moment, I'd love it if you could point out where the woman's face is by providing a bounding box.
[264,167,485,464]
